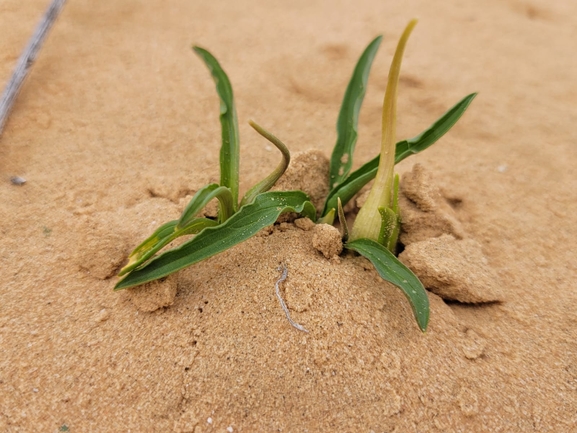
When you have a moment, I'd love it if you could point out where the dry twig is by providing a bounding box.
[0,0,67,136]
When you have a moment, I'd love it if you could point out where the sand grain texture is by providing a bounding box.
[1,0,577,432]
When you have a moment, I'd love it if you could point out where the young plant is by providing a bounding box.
[115,47,316,290]
[321,20,477,332]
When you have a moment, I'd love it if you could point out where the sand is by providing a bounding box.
[1,0,576,431]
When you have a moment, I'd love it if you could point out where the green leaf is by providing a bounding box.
[119,220,178,276]
[329,35,382,189]
[322,93,477,216]
[377,206,396,247]
[323,149,379,216]
[239,121,291,207]
[115,191,316,290]
[118,218,218,276]
[345,238,429,332]
[193,46,240,210]
[318,207,335,225]
[395,92,477,164]
[178,184,234,228]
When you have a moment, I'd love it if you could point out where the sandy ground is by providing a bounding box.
[1,0,577,431]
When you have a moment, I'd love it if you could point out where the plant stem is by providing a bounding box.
[350,19,417,243]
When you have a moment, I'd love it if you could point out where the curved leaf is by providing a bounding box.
[346,238,429,332]
[322,92,477,216]
[329,35,382,189]
[178,184,234,228]
[240,121,291,207]
[115,191,316,290]
[193,46,240,209]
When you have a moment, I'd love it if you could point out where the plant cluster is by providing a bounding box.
[115,20,476,332]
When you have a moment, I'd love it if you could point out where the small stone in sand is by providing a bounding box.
[10,176,26,185]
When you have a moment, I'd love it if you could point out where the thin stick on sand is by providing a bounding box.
[0,0,67,137]
[275,263,309,333]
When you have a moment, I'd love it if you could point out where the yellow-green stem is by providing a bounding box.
[350,19,417,243]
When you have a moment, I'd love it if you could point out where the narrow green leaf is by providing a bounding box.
[345,238,429,331]
[329,35,382,189]
[323,155,379,216]
[322,93,477,216]
[115,191,316,290]
[118,218,218,276]
[193,46,240,209]
[239,121,291,207]
[395,92,477,164]
[178,184,234,228]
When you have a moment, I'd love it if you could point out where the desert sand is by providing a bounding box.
[1,0,576,432]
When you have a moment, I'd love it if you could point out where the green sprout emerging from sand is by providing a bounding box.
[115,47,316,290]
[318,19,476,331]
[115,21,476,333]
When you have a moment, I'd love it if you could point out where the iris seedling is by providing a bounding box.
[115,47,316,290]
[319,19,477,331]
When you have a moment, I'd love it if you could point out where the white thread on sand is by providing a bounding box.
[275,263,308,333]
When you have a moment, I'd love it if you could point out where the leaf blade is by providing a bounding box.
[329,35,382,189]
[193,46,240,209]
[345,238,429,331]
[322,93,477,215]
[323,153,379,216]
[118,220,179,276]
[118,218,218,276]
[395,92,478,164]
[115,191,316,290]
[177,184,234,228]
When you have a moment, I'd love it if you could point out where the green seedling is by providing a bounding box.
[115,47,316,290]
[116,22,475,335]
[319,19,477,331]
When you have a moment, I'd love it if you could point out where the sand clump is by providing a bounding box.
[294,217,316,231]
[75,218,130,280]
[398,163,465,246]
[126,274,179,312]
[273,149,330,212]
[400,234,503,303]
[311,223,343,259]
[396,164,502,303]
